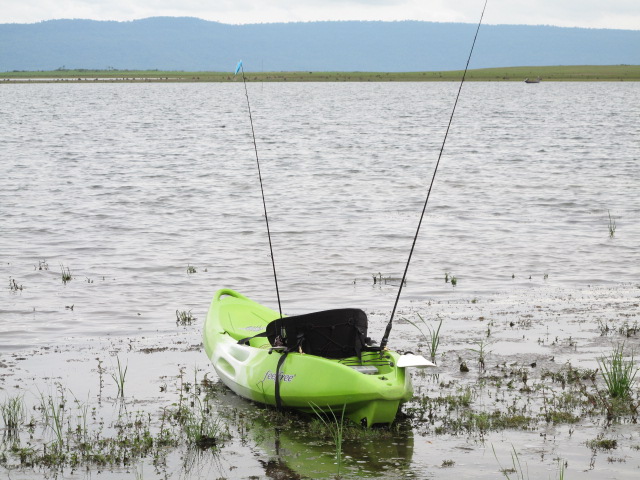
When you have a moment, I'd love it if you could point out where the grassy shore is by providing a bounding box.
[1,65,639,82]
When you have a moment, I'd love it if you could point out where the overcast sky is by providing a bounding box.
[2,0,639,30]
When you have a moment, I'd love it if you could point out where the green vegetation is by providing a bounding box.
[405,313,442,362]
[2,65,639,82]
[608,210,617,238]
[309,403,347,477]
[470,339,492,370]
[110,356,128,398]
[176,309,196,326]
[597,343,638,399]
[0,395,25,439]
[60,264,72,284]
[587,435,618,451]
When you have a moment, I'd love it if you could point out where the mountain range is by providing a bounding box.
[1,17,639,72]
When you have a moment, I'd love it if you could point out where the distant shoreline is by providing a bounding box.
[1,65,639,83]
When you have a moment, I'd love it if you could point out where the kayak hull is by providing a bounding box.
[203,288,414,426]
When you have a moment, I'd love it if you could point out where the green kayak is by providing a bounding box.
[203,288,434,426]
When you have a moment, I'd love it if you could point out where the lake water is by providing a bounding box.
[1,81,639,352]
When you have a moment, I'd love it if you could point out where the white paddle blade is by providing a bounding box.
[397,354,436,368]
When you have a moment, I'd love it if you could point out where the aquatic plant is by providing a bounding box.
[180,396,222,450]
[470,339,492,370]
[176,309,196,326]
[618,320,638,338]
[493,444,568,480]
[60,264,72,284]
[597,343,638,399]
[38,385,66,450]
[587,434,618,451]
[309,403,346,477]
[8,277,23,292]
[608,210,616,238]
[492,444,527,479]
[451,276,458,287]
[405,313,442,362]
[1,395,26,439]
[187,264,197,274]
[110,355,128,398]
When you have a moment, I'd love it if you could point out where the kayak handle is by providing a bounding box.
[214,288,251,303]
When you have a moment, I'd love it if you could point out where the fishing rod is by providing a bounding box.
[379,0,488,352]
[235,60,283,321]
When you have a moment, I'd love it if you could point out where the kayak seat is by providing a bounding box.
[264,308,375,360]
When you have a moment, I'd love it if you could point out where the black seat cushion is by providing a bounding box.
[266,308,369,359]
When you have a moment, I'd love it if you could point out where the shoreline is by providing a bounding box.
[2,65,640,83]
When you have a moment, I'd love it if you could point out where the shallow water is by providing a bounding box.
[1,81,639,479]
[1,81,639,350]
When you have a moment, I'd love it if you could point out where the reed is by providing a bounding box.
[1,395,26,439]
[38,387,66,448]
[608,210,616,238]
[176,310,196,326]
[309,403,346,477]
[60,264,72,284]
[492,444,527,479]
[597,343,638,399]
[470,339,492,370]
[8,277,23,292]
[404,313,442,362]
[110,355,128,398]
[181,396,221,450]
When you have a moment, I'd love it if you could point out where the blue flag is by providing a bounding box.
[234,60,243,75]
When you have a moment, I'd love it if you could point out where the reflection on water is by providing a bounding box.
[0,82,639,352]
[213,388,415,479]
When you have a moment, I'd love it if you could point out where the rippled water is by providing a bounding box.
[1,81,639,351]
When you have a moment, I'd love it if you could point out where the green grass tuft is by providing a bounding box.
[597,343,638,399]
[110,356,128,398]
[309,403,346,477]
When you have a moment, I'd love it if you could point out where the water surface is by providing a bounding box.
[1,81,639,351]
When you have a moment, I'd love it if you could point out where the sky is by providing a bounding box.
[1,0,639,30]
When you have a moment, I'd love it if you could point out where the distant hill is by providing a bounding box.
[1,17,639,72]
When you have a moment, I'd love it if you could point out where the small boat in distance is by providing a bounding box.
[524,77,541,83]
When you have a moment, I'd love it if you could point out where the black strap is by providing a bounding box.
[237,331,268,345]
[274,351,289,410]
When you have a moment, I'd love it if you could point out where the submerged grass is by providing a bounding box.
[493,444,568,480]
